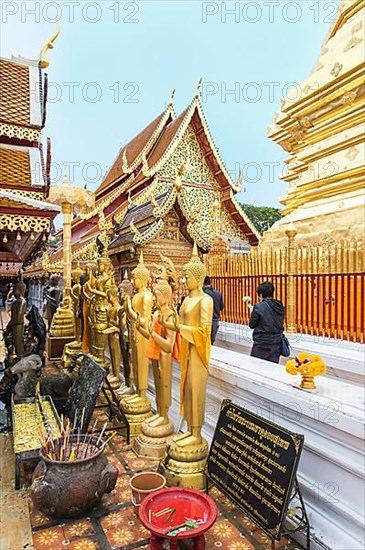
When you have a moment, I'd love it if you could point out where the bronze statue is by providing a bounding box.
[70,264,84,344]
[117,271,133,394]
[4,280,27,362]
[104,285,122,388]
[45,274,62,331]
[81,262,97,354]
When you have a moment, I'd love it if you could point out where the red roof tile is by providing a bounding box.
[96,111,170,196]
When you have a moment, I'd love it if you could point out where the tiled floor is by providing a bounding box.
[0,311,302,550]
[26,430,302,550]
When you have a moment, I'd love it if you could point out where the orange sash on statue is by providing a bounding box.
[146,319,181,361]
[179,325,211,415]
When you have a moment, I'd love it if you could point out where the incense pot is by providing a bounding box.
[30,435,118,518]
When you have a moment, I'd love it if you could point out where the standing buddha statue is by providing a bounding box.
[117,271,134,395]
[133,255,180,459]
[45,274,62,331]
[88,256,113,368]
[81,262,97,354]
[121,252,153,434]
[160,243,213,489]
[104,284,122,388]
[4,280,27,363]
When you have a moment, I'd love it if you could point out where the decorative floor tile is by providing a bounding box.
[63,518,95,539]
[68,538,101,550]
[26,407,302,550]
[33,525,65,549]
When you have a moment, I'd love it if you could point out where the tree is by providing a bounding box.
[240,203,282,235]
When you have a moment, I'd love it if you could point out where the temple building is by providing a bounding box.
[39,87,259,279]
[262,0,364,247]
[0,53,60,281]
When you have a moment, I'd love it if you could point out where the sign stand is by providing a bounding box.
[206,400,310,550]
[278,478,310,550]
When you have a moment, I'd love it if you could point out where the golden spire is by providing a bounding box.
[40,22,61,68]
[168,88,176,105]
[194,77,203,98]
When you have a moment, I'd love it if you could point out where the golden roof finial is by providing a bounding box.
[122,149,129,171]
[236,166,243,191]
[168,88,176,105]
[62,172,70,186]
[194,77,203,98]
[40,22,61,68]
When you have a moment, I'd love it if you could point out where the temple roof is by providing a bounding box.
[96,105,175,197]
[0,144,46,187]
[0,57,43,130]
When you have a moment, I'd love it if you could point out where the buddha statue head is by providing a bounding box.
[72,263,84,284]
[13,280,26,300]
[132,252,150,291]
[119,270,133,298]
[183,242,206,292]
[49,274,60,289]
[153,255,177,307]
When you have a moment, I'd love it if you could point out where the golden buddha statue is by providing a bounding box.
[120,252,153,434]
[133,256,180,459]
[104,284,122,389]
[87,256,114,368]
[159,243,213,489]
[50,295,75,338]
[81,262,97,354]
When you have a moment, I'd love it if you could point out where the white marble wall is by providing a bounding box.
[147,346,365,550]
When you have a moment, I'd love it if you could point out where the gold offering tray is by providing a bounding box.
[12,395,61,489]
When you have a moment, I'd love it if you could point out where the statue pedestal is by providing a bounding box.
[159,438,208,491]
[47,336,74,361]
[132,419,174,459]
[119,395,152,437]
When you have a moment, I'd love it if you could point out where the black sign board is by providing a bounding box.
[65,355,106,432]
[207,400,304,540]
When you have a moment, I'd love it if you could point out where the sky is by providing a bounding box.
[1,1,335,209]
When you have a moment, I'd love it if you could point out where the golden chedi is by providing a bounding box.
[159,243,213,489]
[133,256,180,459]
[120,252,153,435]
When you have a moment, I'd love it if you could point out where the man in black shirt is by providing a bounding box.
[248,281,284,364]
[203,276,224,344]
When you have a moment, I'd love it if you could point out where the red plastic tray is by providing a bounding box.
[139,487,218,540]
